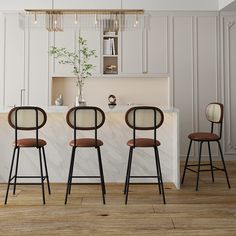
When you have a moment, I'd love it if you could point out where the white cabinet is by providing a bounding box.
[52,27,101,77]
[147,15,168,74]
[4,13,25,108]
[27,21,49,107]
[120,29,143,74]
[80,29,101,76]
[120,13,169,76]
[52,28,76,76]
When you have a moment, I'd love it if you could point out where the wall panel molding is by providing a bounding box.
[225,18,236,152]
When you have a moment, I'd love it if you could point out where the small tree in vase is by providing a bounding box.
[49,37,97,106]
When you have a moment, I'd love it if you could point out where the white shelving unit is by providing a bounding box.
[102,31,119,75]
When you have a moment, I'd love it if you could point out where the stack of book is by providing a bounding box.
[103,38,116,55]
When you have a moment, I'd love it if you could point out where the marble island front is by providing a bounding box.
[0,105,180,189]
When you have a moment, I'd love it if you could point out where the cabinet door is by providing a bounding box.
[4,13,25,108]
[147,15,168,74]
[27,17,49,107]
[80,29,101,76]
[53,19,76,77]
[120,29,143,74]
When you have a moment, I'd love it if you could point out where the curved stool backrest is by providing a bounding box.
[8,106,47,130]
[205,103,223,124]
[125,106,164,148]
[125,106,164,130]
[205,103,224,139]
[66,106,105,130]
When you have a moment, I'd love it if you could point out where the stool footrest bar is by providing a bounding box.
[71,176,100,179]
[130,176,159,178]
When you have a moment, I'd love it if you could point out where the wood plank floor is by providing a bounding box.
[0,161,236,235]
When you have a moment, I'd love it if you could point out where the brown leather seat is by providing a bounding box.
[127,138,161,147]
[69,138,103,147]
[188,132,219,141]
[14,138,47,147]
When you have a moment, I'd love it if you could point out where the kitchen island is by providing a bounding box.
[0,105,180,188]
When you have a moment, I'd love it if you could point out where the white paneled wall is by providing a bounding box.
[172,13,219,158]
[0,10,235,160]
[172,16,195,157]
[221,12,236,158]
[0,13,5,108]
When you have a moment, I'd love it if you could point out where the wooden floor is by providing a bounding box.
[1,161,236,235]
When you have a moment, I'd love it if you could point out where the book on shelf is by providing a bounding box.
[103,38,116,55]
[111,38,116,55]
[103,38,111,55]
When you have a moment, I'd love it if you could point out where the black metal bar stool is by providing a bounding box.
[65,106,106,204]
[5,106,51,204]
[182,102,230,191]
[124,106,166,204]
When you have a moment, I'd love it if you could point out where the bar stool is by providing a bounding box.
[124,106,166,204]
[181,102,231,191]
[65,106,106,204]
[5,106,51,204]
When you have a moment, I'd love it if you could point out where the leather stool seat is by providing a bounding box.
[188,132,219,141]
[14,138,47,148]
[127,138,161,147]
[69,138,103,147]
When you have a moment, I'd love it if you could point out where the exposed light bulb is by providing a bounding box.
[135,15,139,25]
[95,14,98,25]
[34,12,37,24]
[74,14,78,24]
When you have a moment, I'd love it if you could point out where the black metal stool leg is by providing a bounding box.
[97,147,106,204]
[65,147,76,204]
[125,147,133,204]
[5,147,17,204]
[42,147,51,195]
[207,141,214,183]
[13,147,20,195]
[124,147,133,195]
[181,140,193,184]
[155,147,166,204]
[196,142,203,191]
[39,148,46,204]
[154,147,161,195]
[217,141,231,188]
[68,148,76,195]
[97,147,106,194]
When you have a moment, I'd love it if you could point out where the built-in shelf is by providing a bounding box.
[103,31,118,75]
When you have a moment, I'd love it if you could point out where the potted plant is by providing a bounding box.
[49,37,97,106]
